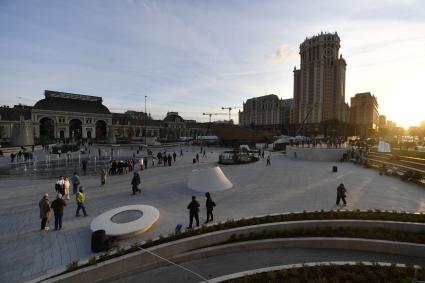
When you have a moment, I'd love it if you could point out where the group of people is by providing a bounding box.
[289,138,345,149]
[10,146,34,163]
[39,181,88,231]
[156,151,178,166]
[109,159,136,175]
[186,192,216,228]
[54,176,71,199]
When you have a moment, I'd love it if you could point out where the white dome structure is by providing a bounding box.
[188,166,233,192]
[90,205,159,238]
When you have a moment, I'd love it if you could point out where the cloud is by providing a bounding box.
[270,44,297,64]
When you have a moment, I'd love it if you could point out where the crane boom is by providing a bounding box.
[221,106,241,121]
[202,112,226,123]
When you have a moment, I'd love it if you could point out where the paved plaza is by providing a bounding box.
[1,146,425,283]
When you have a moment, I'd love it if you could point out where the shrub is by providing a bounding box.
[87,256,97,266]
[66,261,78,272]
[222,264,425,282]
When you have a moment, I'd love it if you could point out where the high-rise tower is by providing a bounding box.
[293,32,347,127]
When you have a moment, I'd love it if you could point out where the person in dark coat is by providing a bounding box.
[173,152,177,162]
[39,193,51,231]
[82,159,88,174]
[336,183,347,206]
[187,196,200,229]
[204,192,216,223]
[131,172,141,195]
[167,154,172,166]
[50,194,67,230]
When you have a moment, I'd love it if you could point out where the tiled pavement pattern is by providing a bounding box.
[0,146,424,282]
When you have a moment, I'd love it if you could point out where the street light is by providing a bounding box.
[144,95,147,147]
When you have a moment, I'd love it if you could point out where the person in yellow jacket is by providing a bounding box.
[75,187,88,217]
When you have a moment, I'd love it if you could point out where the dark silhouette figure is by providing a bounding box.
[50,194,66,230]
[336,183,347,206]
[266,155,271,166]
[187,196,200,229]
[82,159,88,174]
[131,172,141,195]
[205,192,216,223]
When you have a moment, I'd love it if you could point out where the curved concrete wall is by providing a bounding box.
[38,220,425,283]
[286,146,345,161]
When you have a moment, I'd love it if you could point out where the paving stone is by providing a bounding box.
[0,146,424,282]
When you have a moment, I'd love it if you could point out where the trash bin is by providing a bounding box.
[332,166,338,172]
[91,230,107,253]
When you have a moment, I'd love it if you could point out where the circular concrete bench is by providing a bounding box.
[90,205,160,238]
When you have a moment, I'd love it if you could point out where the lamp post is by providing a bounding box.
[144,95,147,147]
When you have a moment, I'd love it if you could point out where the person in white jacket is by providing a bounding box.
[63,177,71,200]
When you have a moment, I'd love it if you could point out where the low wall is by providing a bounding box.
[38,220,425,283]
[286,146,346,161]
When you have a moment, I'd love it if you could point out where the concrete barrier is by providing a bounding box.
[38,219,425,283]
[286,146,345,161]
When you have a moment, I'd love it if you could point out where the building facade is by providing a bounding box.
[379,115,387,129]
[238,95,293,134]
[293,32,348,127]
[350,92,379,137]
[0,90,211,146]
[32,90,113,142]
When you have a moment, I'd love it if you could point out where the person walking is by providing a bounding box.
[82,159,88,175]
[71,172,81,195]
[50,194,66,230]
[336,183,347,206]
[131,172,141,195]
[187,196,200,229]
[180,148,183,157]
[39,193,51,231]
[55,176,65,195]
[196,153,199,163]
[266,155,271,166]
[204,192,216,223]
[173,152,177,162]
[75,187,88,217]
[100,169,107,186]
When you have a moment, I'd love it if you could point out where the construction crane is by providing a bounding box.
[221,106,241,121]
[202,112,227,123]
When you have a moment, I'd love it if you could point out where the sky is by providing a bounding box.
[0,0,424,127]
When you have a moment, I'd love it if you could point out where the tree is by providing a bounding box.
[378,127,389,138]
[408,126,421,138]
